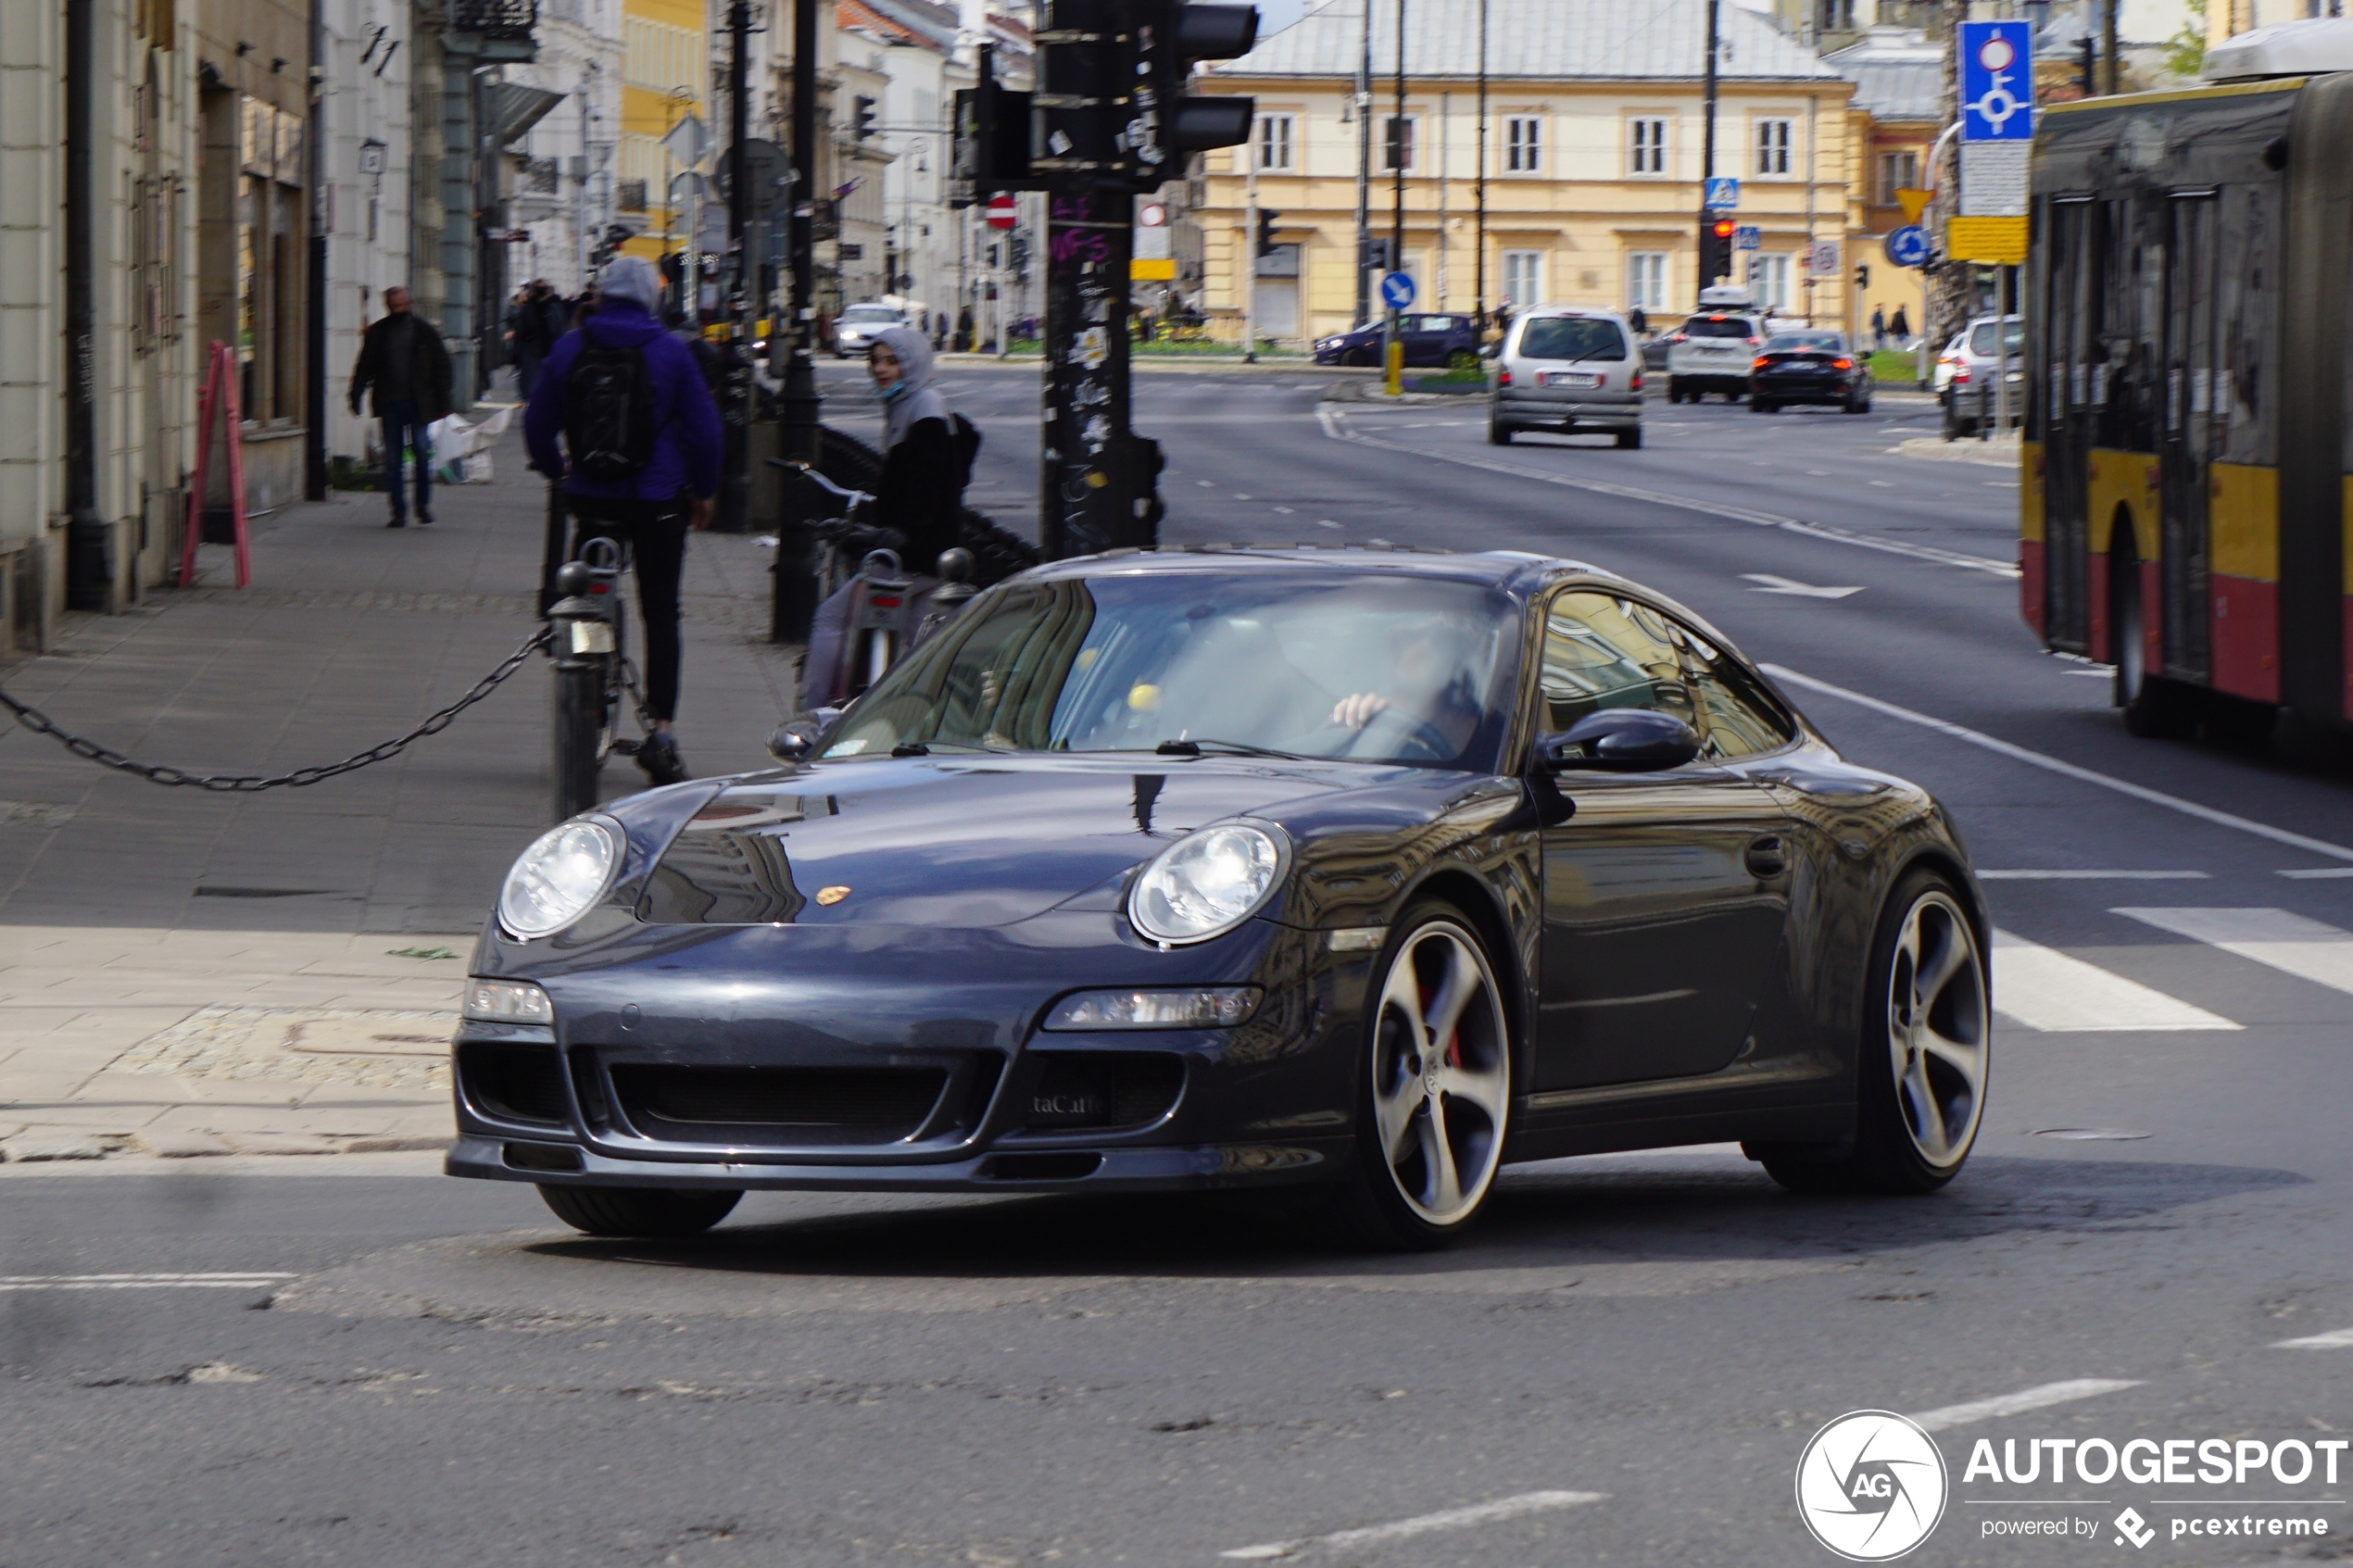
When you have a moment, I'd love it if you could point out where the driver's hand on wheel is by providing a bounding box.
[1330,692,1391,729]
[687,495,715,532]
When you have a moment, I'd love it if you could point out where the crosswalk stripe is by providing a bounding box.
[2273,1327,2353,1348]
[2112,908,2353,998]
[1991,930,2241,1033]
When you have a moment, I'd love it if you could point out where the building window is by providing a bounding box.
[1877,150,1919,206]
[1629,117,1667,175]
[1382,116,1416,171]
[1755,119,1793,176]
[1627,251,1667,311]
[1749,252,1791,310]
[1818,0,1856,30]
[1505,116,1541,173]
[1502,250,1543,307]
[1256,113,1295,171]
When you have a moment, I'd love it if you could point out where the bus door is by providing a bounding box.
[2038,196,2097,649]
[2159,191,2218,685]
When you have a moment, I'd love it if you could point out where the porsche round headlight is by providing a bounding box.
[497,818,620,939]
[1129,824,1286,946]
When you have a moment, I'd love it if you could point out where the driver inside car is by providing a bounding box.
[1325,614,1492,757]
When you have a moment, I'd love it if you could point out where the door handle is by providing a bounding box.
[1744,835,1787,879]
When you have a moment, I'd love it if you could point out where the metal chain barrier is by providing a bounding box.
[0,626,553,792]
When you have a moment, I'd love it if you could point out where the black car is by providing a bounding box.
[1751,330,1874,414]
[453,548,1990,1248]
[1314,314,1480,368]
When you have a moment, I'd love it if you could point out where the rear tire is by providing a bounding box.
[1667,378,1684,404]
[2110,531,2198,739]
[1752,398,1777,414]
[538,1185,742,1237]
[1615,428,1642,449]
[1327,903,1513,1250]
[1751,869,1987,1195]
[1489,419,1516,445]
[552,659,604,821]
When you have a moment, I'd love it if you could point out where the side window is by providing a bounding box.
[1538,591,1699,733]
[1673,624,1797,759]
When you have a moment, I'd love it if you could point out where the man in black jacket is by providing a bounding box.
[348,287,454,527]
[508,279,567,398]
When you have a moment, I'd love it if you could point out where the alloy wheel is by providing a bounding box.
[1882,891,1988,1170]
[1369,921,1510,1225]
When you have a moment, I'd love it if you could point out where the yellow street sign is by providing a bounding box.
[1948,216,2030,264]
[1130,257,1176,281]
[1896,187,1933,224]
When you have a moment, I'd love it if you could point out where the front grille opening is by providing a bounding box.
[1021,1052,1185,1134]
[984,1152,1104,1182]
[503,1140,585,1173]
[459,1042,570,1125]
[610,1065,950,1147]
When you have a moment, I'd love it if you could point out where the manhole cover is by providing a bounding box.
[2030,1127,2152,1141]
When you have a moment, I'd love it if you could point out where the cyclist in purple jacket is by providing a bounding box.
[524,256,722,785]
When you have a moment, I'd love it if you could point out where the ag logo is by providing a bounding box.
[1795,1411,1949,1561]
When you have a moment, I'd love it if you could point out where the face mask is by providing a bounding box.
[878,376,909,401]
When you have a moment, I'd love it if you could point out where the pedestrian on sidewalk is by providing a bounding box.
[1871,305,1888,349]
[510,280,567,399]
[347,285,453,528]
[523,255,722,786]
[1889,304,1911,346]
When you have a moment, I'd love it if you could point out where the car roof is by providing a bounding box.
[1023,543,1608,596]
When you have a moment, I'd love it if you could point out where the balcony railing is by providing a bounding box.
[449,0,536,41]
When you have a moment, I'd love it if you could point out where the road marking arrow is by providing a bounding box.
[1741,573,1864,598]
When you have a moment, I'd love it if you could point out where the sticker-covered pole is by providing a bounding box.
[1041,189,1158,559]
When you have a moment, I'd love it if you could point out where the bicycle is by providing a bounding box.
[545,534,645,821]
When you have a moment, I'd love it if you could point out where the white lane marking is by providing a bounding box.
[1743,572,1865,599]
[1980,870,2208,881]
[1991,931,2239,1032]
[2112,908,2353,997]
[1912,1379,2143,1432]
[0,1273,294,1291]
[1315,407,2020,577]
[2281,867,2353,880]
[2273,1327,2353,1348]
[1220,1490,1608,1561]
[1315,519,1341,529]
[1274,506,1294,514]
[1762,665,2353,864]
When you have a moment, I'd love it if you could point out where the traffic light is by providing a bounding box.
[1027,2,1258,192]
[853,95,878,140]
[950,44,1037,205]
[1702,217,1736,285]
[1255,208,1280,257]
[1133,2,1260,180]
[2078,35,2097,95]
[1855,263,1870,289]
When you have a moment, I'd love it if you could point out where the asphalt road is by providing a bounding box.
[6,367,2351,1567]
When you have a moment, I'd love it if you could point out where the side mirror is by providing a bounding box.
[767,709,837,763]
[1538,709,1703,772]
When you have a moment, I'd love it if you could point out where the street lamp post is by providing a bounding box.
[772,0,824,642]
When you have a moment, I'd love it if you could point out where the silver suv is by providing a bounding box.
[1490,307,1643,448]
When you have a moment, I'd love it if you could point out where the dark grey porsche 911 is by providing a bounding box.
[451,546,1990,1248]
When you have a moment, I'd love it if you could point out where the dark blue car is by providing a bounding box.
[1314,313,1480,368]
[452,547,1991,1249]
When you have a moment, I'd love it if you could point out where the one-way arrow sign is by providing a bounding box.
[1742,573,1864,599]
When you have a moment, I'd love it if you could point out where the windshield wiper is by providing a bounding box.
[1155,737,1303,760]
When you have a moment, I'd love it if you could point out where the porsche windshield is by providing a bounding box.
[824,571,1515,769]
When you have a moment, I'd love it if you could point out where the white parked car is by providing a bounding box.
[833,302,908,358]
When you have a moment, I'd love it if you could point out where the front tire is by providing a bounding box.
[1752,397,1777,414]
[1753,870,1988,1195]
[1667,377,1684,404]
[1328,905,1513,1249]
[538,1185,743,1237]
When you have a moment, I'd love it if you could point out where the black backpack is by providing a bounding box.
[563,343,659,485]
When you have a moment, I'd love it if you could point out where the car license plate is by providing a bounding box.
[1540,370,1602,389]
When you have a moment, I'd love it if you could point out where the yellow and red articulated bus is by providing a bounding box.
[2023,42,2353,739]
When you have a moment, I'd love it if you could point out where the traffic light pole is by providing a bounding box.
[1243,158,1258,363]
[1698,0,1721,289]
[1041,188,1160,559]
[771,0,824,641]
[719,0,753,533]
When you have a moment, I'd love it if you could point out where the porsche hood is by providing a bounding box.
[632,757,1364,927]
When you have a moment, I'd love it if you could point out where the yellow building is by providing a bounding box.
[619,0,709,257]
[1197,0,1866,345]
